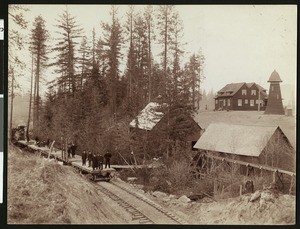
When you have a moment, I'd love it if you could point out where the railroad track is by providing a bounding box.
[97,181,188,224]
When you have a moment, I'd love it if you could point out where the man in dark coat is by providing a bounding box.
[92,153,98,170]
[97,153,104,170]
[67,144,72,158]
[88,151,92,167]
[104,152,112,168]
[71,143,77,158]
[82,150,87,166]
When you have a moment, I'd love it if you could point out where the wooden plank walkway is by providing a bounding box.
[16,140,159,171]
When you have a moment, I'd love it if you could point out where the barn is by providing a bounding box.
[193,122,295,172]
[214,82,268,111]
[129,102,204,155]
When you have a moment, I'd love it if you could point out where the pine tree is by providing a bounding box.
[170,11,184,101]
[156,5,176,94]
[78,36,91,89]
[8,5,28,141]
[30,15,49,135]
[184,52,205,110]
[125,5,135,100]
[144,5,155,103]
[101,6,123,123]
[52,8,82,94]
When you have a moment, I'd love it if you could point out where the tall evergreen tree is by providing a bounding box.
[30,15,49,135]
[156,5,176,94]
[78,36,91,89]
[52,8,82,94]
[101,6,123,123]
[8,5,28,141]
[183,52,205,110]
[144,5,155,103]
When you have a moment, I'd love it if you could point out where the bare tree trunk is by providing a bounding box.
[33,65,37,133]
[26,54,34,141]
[36,50,40,134]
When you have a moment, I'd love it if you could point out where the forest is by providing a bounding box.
[9,5,206,164]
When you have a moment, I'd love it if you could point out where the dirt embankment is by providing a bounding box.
[7,145,128,224]
[141,185,295,225]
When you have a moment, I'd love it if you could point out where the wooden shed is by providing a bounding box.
[130,102,204,155]
[193,122,295,172]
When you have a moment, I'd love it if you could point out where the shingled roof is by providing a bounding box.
[129,102,165,130]
[216,82,267,97]
[193,123,286,157]
[268,70,282,82]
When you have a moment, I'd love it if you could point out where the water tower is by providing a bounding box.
[264,70,285,115]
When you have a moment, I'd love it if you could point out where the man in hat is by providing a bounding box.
[82,150,87,166]
[88,151,93,167]
[104,151,112,168]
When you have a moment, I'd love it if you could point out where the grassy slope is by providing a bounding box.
[7,145,128,224]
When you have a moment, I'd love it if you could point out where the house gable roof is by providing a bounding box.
[217,82,245,97]
[193,122,282,157]
[216,82,267,98]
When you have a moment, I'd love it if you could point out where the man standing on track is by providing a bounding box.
[92,152,98,170]
[88,151,92,167]
[71,143,77,158]
[97,153,104,170]
[82,150,87,166]
[104,151,112,168]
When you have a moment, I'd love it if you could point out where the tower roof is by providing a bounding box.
[268,70,282,82]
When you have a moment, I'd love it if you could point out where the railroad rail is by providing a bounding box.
[97,181,188,224]
[96,183,154,224]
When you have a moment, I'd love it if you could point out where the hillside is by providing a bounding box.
[7,145,129,224]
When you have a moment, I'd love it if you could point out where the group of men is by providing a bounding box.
[67,143,77,158]
[81,151,112,170]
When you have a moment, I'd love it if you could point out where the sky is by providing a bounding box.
[9,4,297,99]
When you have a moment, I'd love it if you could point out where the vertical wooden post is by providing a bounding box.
[273,170,277,184]
[239,185,243,196]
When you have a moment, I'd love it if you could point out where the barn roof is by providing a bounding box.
[129,102,165,130]
[268,70,282,82]
[193,123,281,157]
[216,82,267,98]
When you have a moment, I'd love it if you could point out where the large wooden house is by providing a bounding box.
[214,83,268,111]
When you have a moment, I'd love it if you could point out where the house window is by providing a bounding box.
[215,100,218,104]
[250,99,254,106]
[245,99,248,104]
[277,94,279,99]
[238,99,242,106]
[271,86,274,91]
[228,99,230,106]
[242,89,247,95]
[251,90,256,95]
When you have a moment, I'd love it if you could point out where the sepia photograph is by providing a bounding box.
[7,4,296,224]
